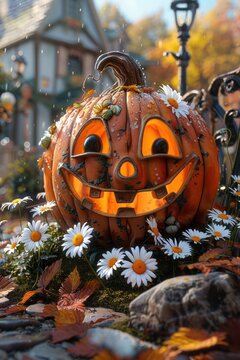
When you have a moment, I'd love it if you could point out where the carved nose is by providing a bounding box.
[118,158,138,179]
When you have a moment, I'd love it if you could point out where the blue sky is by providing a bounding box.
[94,0,217,25]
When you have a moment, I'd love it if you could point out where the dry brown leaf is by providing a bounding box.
[198,248,230,262]
[4,304,26,315]
[42,303,59,318]
[77,280,100,303]
[59,267,80,297]
[42,303,85,327]
[57,292,85,312]
[0,241,8,250]
[55,308,85,327]
[37,259,62,289]
[220,319,240,352]
[138,346,181,360]
[179,263,212,276]
[93,350,119,360]
[20,288,42,305]
[68,337,100,357]
[52,323,89,343]
[0,275,17,297]
[164,327,227,352]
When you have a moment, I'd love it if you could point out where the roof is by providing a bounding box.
[0,0,53,49]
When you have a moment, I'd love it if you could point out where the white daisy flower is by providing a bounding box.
[231,175,240,184]
[121,246,158,288]
[182,229,209,244]
[146,217,164,245]
[62,222,94,258]
[159,84,189,118]
[36,192,46,200]
[97,248,125,280]
[4,235,21,254]
[206,224,231,240]
[30,201,56,218]
[1,196,33,211]
[208,208,237,226]
[162,238,192,259]
[229,185,240,197]
[21,220,50,252]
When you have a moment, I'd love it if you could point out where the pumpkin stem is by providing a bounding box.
[95,51,146,87]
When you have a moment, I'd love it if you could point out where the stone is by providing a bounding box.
[84,307,128,326]
[0,297,9,308]
[88,328,155,358]
[0,350,8,360]
[0,318,40,330]
[129,272,240,335]
[26,303,45,315]
[26,343,73,360]
[0,332,50,352]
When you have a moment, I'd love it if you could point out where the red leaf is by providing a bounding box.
[0,275,17,297]
[37,259,62,289]
[42,303,59,318]
[198,248,230,262]
[77,280,100,303]
[52,323,89,343]
[68,337,100,357]
[57,292,85,312]
[4,304,26,315]
[59,267,80,297]
[179,263,212,275]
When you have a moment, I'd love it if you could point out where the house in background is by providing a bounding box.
[0,0,110,148]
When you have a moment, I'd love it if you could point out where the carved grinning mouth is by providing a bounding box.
[60,153,199,218]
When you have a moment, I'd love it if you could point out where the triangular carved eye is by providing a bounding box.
[139,117,182,159]
[72,118,111,158]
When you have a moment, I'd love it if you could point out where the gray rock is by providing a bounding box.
[26,343,73,360]
[88,328,155,358]
[130,272,240,335]
[84,307,128,326]
[0,349,8,360]
[0,319,40,330]
[0,332,50,352]
[26,303,45,315]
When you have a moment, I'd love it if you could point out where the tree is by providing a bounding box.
[127,12,168,55]
[147,0,240,91]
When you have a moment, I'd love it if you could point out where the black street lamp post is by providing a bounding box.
[164,0,199,95]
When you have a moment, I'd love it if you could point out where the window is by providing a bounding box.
[68,56,83,76]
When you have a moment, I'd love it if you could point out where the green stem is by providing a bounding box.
[18,207,22,231]
[84,252,107,290]
[32,247,41,288]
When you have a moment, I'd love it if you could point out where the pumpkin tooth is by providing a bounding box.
[153,187,168,199]
[165,192,177,204]
[114,192,136,203]
[90,188,102,198]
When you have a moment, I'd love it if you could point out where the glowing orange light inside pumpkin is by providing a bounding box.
[119,161,136,177]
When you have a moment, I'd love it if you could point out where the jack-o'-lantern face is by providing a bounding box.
[42,51,220,247]
[60,115,198,218]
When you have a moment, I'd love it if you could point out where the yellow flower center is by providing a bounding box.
[12,198,21,204]
[213,231,222,237]
[172,246,182,254]
[235,191,240,196]
[152,227,159,236]
[72,234,84,246]
[218,213,228,220]
[168,98,179,109]
[11,242,17,249]
[191,236,201,243]
[40,206,48,213]
[132,259,146,275]
[30,231,42,242]
[108,257,117,268]
[0,253,3,258]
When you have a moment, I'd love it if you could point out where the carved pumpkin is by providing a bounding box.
[42,51,219,247]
